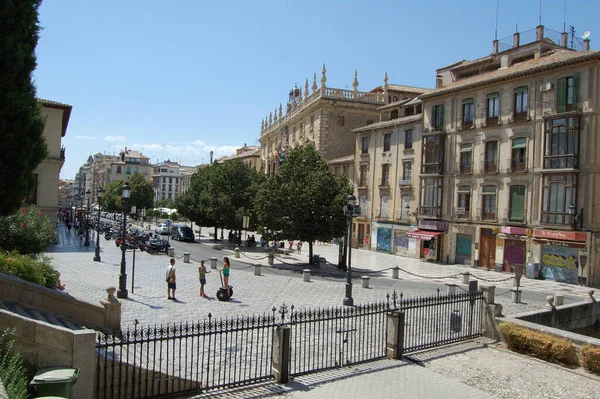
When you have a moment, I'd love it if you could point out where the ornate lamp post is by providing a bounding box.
[343,195,359,306]
[84,189,91,246]
[117,183,131,299]
[94,188,104,261]
[568,203,583,230]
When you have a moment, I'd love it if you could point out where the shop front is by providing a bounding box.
[372,222,414,257]
[408,220,447,262]
[452,225,475,266]
[532,229,589,284]
[497,226,529,273]
[479,228,497,270]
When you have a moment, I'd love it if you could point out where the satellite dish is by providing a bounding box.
[582,30,591,40]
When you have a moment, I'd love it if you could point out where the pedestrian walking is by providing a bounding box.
[220,257,231,294]
[166,258,177,300]
[198,260,210,298]
[67,221,72,233]
[297,241,302,254]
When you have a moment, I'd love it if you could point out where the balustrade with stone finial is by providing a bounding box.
[320,64,327,92]
[383,72,389,104]
[352,69,359,99]
[278,103,282,119]
[312,73,318,93]
[269,112,272,126]
[304,79,309,98]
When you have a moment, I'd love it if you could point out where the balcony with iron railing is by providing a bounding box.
[510,158,527,172]
[398,179,412,189]
[419,206,442,217]
[458,164,472,175]
[421,162,444,175]
[454,207,470,220]
[510,111,530,124]
[542,98,586,116]
[543,154,578,169]
[481,161,498,174]
[478,207,497,222]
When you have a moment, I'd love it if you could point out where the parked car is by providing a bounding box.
[155,223,170,235]
[170,225,195,242]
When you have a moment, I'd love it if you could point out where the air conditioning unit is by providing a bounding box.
[540,82,553,92]
[455,207,466,215]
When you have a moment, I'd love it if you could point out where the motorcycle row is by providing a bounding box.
[97,221,170,255]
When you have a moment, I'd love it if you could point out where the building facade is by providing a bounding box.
[35,99,72,228]
[152,161,181,202]
[418,25,600,285]
[217,145,261,171]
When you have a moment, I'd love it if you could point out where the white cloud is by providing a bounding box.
[192,140,206,147]
[103,135,127,142]
[131,141,238,166]
[75,135,95,140]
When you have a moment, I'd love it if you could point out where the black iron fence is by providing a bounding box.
[95,291,483,398]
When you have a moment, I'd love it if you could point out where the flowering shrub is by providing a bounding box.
[0,205,55,254]
[0,251,59,289]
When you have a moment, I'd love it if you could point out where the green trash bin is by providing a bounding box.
[30,367,79,398]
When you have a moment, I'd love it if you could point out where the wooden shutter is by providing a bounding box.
[439,104,445,131]
[572,73,579,109]
[557,77,567,113]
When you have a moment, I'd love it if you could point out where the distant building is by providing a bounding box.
[152,161,181,202]
[216,144,261,171]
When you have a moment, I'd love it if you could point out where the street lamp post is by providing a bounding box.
[568,203,583,229]
[94,188,104,262]
[343,195,358,307]
[117,183,131,299]
[84,190,91,246]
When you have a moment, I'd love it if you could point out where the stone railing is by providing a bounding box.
[261,87,384,136]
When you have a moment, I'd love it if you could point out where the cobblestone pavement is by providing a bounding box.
[46,223,600,398]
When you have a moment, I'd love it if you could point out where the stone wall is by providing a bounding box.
[0,310,95,399]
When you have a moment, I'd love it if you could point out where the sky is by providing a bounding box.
[35,0,599,180]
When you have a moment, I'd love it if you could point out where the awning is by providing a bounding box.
[533,239,587,248]
[408,230,443,241]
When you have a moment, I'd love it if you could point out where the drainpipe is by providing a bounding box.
[371,128,378,244]
[529,79,538,268]
[393,123,401,227]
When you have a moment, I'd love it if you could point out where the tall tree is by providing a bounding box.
[128,172,154,213]
[0,0,47,216]
[101,179,126,213]
[255,145,352,263]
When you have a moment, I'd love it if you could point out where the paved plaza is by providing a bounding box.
[46,223,600,398]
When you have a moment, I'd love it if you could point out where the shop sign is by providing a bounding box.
[533,229,587,242]
[418,219,447,231]
[500,226,528,235]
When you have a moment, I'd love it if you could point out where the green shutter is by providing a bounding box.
[510,185,526,221]
[440,104,444,131]
[557,77,567,113]
[572,73,579,109]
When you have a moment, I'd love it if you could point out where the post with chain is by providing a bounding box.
[385,310,404,360]
[272,304,290,383]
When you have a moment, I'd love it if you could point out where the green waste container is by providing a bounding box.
[30,367,79,398]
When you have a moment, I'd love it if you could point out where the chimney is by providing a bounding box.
[536,25,545,41]
[561,32,568,48]
[584,39,591,51]
[513,32,520,47]
[435,75,443,89]
[209,151,214,164]
[493,39,499,54]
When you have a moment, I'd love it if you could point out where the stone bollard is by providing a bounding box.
[588,290,595,301]
[268,252,274,266]
[511,289,521,304]
[319,257,327,274]
[183,252,190,263]
[554,294,564,306]
[392,266,399,279]
[235,247,240,258]
[462,272,470,285]
[210,257,218,270]
[100,287,121,331]
[361,276,370,288]
[481,285,496,304]
[303,269,311,282]
[446,284,457,296]
[168,247,175,257]
[546,295,555,308]
[254,264,261,276]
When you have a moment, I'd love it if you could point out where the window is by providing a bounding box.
[557,74,579,113]
[484,141,498,173]
[460,143,473,174]
[421,135,445,174]
[116,166,122,173]
[514,87,528,121]
[456,186,471,218]
[462,99,474,128]
[542,174,577,225]
[402,162,412,181]
[511,138,527,172]
[380,195,389,218]
[361,136,369,154]
[405,129,413,149]
[359,165,368,187]
[337,116,345,126]
[481,185,497,220]
[509,185,526,222]
[432,104,444,131]
[544,116,579,169]
[383,133,391,152]
[359,195,367,217]
[420,177,442,217]
[487,93,499,124]
[381,164,390,186]
[390,109,399,119]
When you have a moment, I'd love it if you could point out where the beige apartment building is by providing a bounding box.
[259,66,388,176]
[417,25,600,286]
[217,144,261,171]
[91,148,152,199]
[36,99,72,227]
[152,161,181,202]
[351,81,431,254]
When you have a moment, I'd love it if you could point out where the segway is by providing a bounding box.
[216,270,233,301]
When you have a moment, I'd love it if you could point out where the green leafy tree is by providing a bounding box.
[0,0,47,216]
[128,172,154,213]
[101,179,126,212]
[154,198,175,209]
[0,205,55,255]
[255,145,352,263]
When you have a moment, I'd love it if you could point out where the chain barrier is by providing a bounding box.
[239,251,271,261]
[496,288,513,296]
[396,267,463,280]
[261,265,293,275]
[272,255,302,265]
[356,266,397,275]
[468,273,515,283]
